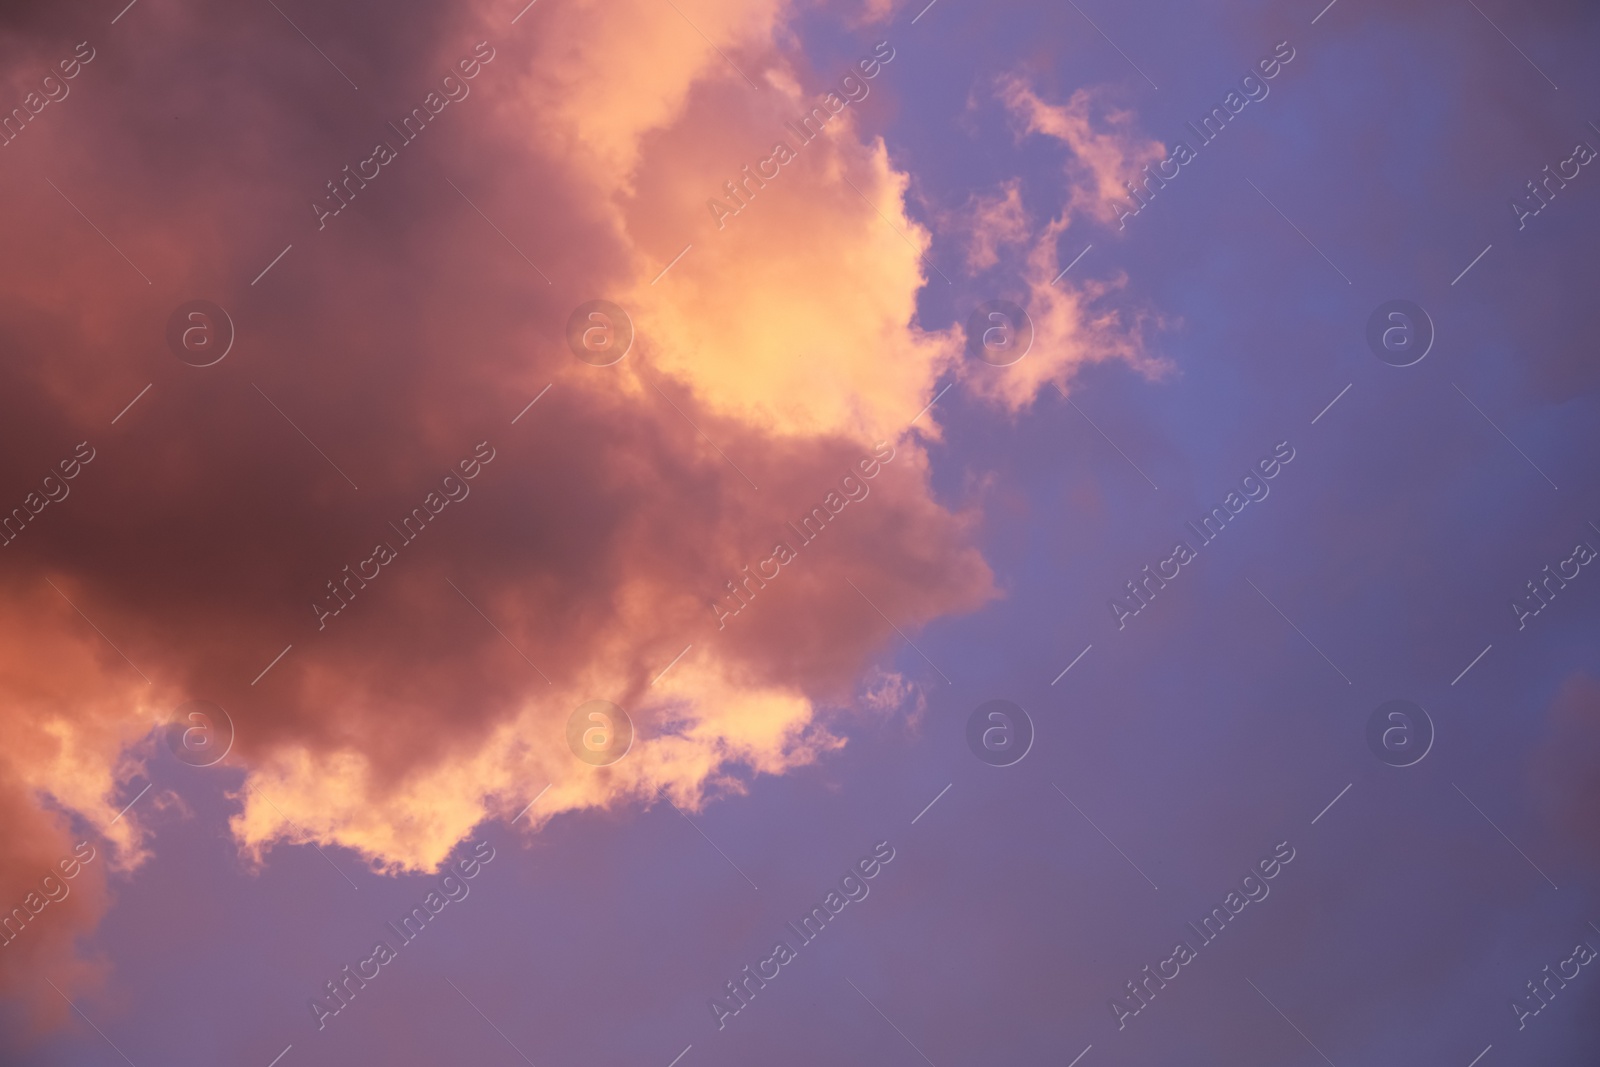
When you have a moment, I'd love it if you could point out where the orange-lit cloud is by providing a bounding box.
[0,0,1173,1027]
[0,0,1011,1020]
[0,582,157,1022]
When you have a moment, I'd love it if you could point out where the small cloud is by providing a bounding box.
[959,179,1031,273]
[860,668,912,712]
[949,76,1173,413]
[859,668,927,729]
[997,76,1165,228]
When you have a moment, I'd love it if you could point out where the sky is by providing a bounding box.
[0,0,1597,1064]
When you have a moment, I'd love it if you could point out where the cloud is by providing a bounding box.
[613,55,958,443]
[0,0,1009,1019]
[997,76,1166,228]
[944,76,1171,413]
[0,582,149,1023]
[960,179,1031,272]
[492,0,788,197]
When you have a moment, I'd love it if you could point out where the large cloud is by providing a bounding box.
[0,0,1178,1025]
[0,0,1046,1020]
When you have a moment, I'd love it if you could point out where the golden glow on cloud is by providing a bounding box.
[500,0,787,197]
[626,133,957,443]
